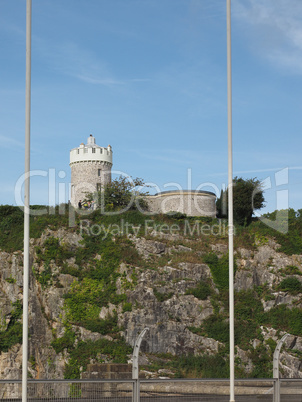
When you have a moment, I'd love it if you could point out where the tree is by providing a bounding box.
[216,177,265,226]
[93,176,149,212]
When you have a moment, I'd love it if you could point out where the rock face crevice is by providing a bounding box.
[0,229,301,379]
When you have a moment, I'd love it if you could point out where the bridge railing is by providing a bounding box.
[0,378,300,401]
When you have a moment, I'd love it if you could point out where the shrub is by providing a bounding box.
[203,252,231,290]
[0,205,24,251]
[122,302,132,313]
[203,315,229,344]
[185,281,211,300]
[174,353,229,378]
[278,277,302,294]
[64,337,132,379]
[0,300,23,352]
[51,329,76,353]
[80,312,120,335]
[262,304,302,335]
[153,289,174,302]
[33,263,52,289]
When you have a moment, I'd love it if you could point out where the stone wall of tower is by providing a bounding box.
[70,160,112,206]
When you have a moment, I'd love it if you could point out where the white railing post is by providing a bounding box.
[132,328,149,402]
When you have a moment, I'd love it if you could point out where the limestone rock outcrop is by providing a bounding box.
[0,228,301,379]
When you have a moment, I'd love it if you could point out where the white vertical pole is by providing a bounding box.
[22,1,32,402]
[226,0,235,401]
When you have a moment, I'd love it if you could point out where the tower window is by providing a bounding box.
[84,148,88,153]
[77,149,79,154]
[98,169,101,176]
[100,148,103,154]
[92,148,96,153]
[97,183,102,191]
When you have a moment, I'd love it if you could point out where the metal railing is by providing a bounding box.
[0,378,301,401]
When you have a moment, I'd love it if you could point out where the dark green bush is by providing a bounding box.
[0,205,24,251]
[186,281,211,300]
[262,304,302,335]
[203,253,231,290]
[122,302,132,312]
[51,329,76,353]
[0,300,23,352]
[0,322,22,352]
[80,312,120,335]
[278,277,302,294]
[203,315,229,344]
[153,289,174,302]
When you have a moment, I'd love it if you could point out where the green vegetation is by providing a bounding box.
[64,337,132,379]
[0,205,24,252]
[187,288,287,378]
[278,277,302,294]
[33,263,53,289]
[175,353,230,378]
[1,203,302,379]
[36,237,73,265]
[251,208,302,255]
[52,323,131,379]
[203,253,232,290]
[185,280,212,300]
[0,300,23,352]
[87,176,149,212]
[5,277,16,284]
[153,288,174,302]
[51,328,76,354]
[281,265,302,275]
[216,177,265,226]
[122,302,133,312]
[142,352,230,379]
[0,204,71,252]
[262,304,302,335]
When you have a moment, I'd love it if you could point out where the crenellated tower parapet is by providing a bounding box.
[70,134,112,207]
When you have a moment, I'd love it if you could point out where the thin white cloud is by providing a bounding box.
[33,37,149,86]
[234,0,302,73]
[0,133,41,154]
[0,134,24,149]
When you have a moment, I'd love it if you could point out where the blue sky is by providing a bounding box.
[1,0,302,213]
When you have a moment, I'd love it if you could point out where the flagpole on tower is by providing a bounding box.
[22,1,32,401]
[226,0,235,401]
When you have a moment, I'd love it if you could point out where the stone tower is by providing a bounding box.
[70,134,113,207]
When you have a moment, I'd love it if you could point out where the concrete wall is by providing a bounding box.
[146,191,216,217]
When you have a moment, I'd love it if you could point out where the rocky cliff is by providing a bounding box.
[0,211,301,380]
